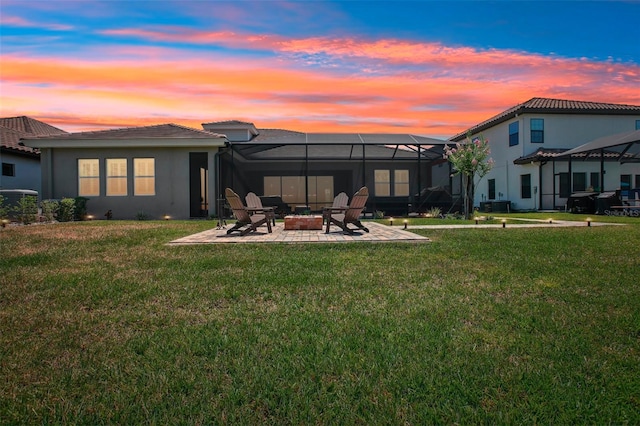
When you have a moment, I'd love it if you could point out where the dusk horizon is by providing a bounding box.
[1,0,639,139]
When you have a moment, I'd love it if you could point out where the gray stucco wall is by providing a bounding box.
[0,151,41,195]
[40,146,220,220]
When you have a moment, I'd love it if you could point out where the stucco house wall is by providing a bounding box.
[454,99,640,211]
[39,146,223,220]
[0,151,41,194]
[26,124,226,220]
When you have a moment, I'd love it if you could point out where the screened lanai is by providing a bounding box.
[514,129,640,210]
[216,129,459,216]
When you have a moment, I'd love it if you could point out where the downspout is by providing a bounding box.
[600,148,605,191]
[568,156,572,195]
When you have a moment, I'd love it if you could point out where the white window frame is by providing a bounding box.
[78,159,100,196]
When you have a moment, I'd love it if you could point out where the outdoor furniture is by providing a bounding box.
[325,187,370,234]
[225,188,272,236]
[322,192,349,225]
[245,192,276,225]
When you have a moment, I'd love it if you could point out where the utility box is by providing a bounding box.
[595,191,621,215]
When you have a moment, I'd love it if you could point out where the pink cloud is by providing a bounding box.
[2,26,639,137]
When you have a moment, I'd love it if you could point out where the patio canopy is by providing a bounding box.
[226,129,448,161]
[561,129,640,163]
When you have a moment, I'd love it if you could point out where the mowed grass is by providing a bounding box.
[1,218,639,424]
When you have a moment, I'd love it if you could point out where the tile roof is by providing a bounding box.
[202,120,255,126]
[0,116,67,155]
[22,123,225,141]
[450,97,640,141]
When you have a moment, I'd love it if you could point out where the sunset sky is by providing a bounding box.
[1,0,639,138]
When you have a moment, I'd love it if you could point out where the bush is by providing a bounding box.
[74,197,89,220]
[0,195,8,220]
[58,198,76,222]
[41,200,59,222]
[13,195,38,225]
[136,211,149,221]
[426,207,442,218]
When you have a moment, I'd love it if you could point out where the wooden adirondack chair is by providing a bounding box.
[322,192,349,226]
[225,188,272,235]
[325,187,370,234]
[245,192,276,225]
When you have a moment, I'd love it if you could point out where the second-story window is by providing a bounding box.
[531,118,544,143]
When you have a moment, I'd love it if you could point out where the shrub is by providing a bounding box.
[374,210,385,219]
[426,207,442,218]
[57,198,76,222]
[41,200,59,222]
[0,195,8,219]
[136,211,149,221]
[74,197,89,220]
[13,195,38,225]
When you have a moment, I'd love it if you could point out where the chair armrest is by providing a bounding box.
[248,207,274,214]
[323,206,348,213]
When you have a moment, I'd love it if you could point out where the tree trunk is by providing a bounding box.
[463,173,475,219]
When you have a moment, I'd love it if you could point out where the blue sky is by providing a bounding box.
[1,0,639,136]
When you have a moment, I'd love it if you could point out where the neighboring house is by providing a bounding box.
[24,124,226,220]
[450,98,640,211]
[0,116,67,194]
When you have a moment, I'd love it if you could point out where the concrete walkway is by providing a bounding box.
[168,217,617,245]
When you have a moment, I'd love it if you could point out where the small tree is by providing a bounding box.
[443,134,494,219]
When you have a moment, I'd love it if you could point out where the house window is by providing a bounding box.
[636,120,640,130]
[106,158,127,196]
[78,159,100,196]
[374,170,391,196]
[375,169,409,196]
[263,176,333,210]
[2,162,15,177]
[636,175,640,189]
[134,158,155,196]
[508,122,519,146]
[394,170,410,196]
[559,173,570,198]
[488,179,496,200]
[521,174,531,199]
[572,172,586,192]
[590,172,600,192]
[621,174,631,196]
[531,118,544,143]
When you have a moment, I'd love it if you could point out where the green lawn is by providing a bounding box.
[1,217,639,424]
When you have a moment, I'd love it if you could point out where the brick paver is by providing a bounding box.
[168,221,430,245]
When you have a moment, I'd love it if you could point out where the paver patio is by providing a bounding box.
[168,221,430,244]
[168,217,617,245]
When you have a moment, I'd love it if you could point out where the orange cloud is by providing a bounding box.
[2,27,639,138]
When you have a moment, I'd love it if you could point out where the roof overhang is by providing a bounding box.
[22,137,227,149]
[561,129,640,159]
